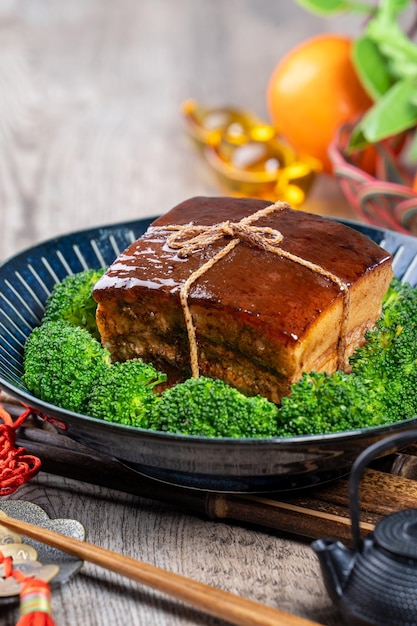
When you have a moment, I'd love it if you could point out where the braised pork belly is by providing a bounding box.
[93,197,393,403]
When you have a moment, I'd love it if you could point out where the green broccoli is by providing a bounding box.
[42,268,106,340]
[86,359,167,427]
[149,376,279,438]
[276,370,389,436]
[23,272,417,439]
[349,277,417,423]
[277,277,417,436]
[22,320,111,413]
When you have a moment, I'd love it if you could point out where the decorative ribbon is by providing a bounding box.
[0,550,55,626]
[17,578,55,626]
[0,405,52,625]
[0,404,41,496]
[152,201,350,377]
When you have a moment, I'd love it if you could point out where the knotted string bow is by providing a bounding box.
[163,212,284,257]
[152,201,350,376]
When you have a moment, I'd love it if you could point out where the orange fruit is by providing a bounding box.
[266,34,373,173]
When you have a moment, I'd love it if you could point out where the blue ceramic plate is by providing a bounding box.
[1,217,417,493]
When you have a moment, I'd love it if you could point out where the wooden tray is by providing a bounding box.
[3,393,417,545]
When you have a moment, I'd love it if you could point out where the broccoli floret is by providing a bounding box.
[22,320,111,413]
[277,278,417,436]
[149,376,279,438]
[23,274,417,439]
[276,370,389,436]
[350,277,417,422]
[42,268,106,340]
[86,359,167,427]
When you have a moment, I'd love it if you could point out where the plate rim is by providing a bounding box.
[0,214,417,447]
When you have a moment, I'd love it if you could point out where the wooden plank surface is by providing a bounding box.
[0,0,360,262]
[4,402,417,626]
[0,2,395,626]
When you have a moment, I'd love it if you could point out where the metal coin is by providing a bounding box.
[0,525,22,545]
[0,543,37,562]
[0,562,60,597]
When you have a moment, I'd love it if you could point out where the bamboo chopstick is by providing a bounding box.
[0,512,322,626]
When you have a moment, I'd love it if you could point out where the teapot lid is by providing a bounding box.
[374,508,417,559]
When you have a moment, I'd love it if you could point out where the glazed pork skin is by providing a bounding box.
[93,197,393,403]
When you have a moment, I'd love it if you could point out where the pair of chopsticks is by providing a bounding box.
[0,511,322,626]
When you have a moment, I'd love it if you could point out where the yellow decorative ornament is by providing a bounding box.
[181,99,321,207]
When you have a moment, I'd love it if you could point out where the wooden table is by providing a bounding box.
[0,2,375,625]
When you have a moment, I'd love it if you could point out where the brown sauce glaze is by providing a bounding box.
[93,197,392,348]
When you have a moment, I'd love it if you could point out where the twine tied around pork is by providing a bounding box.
[152,201,350,377]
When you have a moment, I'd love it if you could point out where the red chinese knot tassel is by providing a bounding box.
[0,404,41,495]
[0,551,56,626]
[16,578,55,626]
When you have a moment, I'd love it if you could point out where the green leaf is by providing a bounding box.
[352,36,393,99]
[366,10,417,81]
[348,125,369,151]
[294,0,348,15]
[295,0,377,15]
[356,79,417,143]
[378,0,412,20]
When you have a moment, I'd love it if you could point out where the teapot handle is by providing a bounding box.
[349,427,417,551]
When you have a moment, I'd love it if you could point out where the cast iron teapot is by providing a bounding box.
[312,428,417,626]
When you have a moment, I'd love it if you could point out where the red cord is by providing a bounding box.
[0,404,41,496]
[1,550,56,626]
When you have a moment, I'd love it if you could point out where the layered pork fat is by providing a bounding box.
[93,197,393,404]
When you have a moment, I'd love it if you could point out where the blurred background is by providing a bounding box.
[0,0,366,260]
